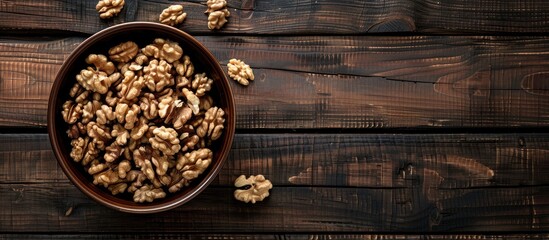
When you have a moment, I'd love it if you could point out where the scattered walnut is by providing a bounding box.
[96,0,125,19]
[205,0,227,13]
[176,148,212,180]
[197,106,225,141]
[227,58,254,86]
[159,5,187,26]
[62,39,226,203]
[234,175,273,204]
[207,8,230,30]
[109,41,138,63]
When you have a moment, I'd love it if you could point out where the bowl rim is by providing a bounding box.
[47,22,235,213]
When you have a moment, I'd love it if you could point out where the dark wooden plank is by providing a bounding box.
[2,234,548,240]
[2,36,549,128]
[2,133,549,190]
[2,183,549,232]
[1,0,549,34]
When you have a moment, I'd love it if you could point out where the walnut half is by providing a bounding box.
[96,0,125,19]
[159,5,187,26]
[227,59,254,86]
[234,175,273,203]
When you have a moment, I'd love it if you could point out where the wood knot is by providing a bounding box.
[368,16,416,32]
[434,71,490,98]
[521,72,549,96]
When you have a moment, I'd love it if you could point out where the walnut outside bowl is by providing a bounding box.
[47,22,235,213]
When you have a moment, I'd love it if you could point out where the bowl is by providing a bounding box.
[47,22,235,213]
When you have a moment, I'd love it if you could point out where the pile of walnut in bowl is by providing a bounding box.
[61,38,225,203]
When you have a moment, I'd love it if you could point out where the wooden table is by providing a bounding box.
[2,0,549,239]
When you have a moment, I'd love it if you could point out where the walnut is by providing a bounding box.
[104,142,124,162]
[74,90,91,104]
[197,106,225,141]
[174,55,194,78]
[133,185,166,203]
[108,183,128,195]
[139,93,159,120]
[114,103,140,129]
[234,175,273,204]
[191,73,213,97]
[144,59,174,92]
[133,146,155,180]
[182,88,200,114]
[93,169,120,188]
[199,95,214,111]
[61,100,82,124]
[117,160,132,178]
[96,0,125,19]
[126,170,147,193]
[70,137,87,162]
[69,83,85,98]
[167,168,189,193]
[77,54,120,94]
[159,5,187,26]
[81,95,102,124]
[179,127,200,152]
[149,126,181,156]
[176,148,212,180]
[67,124,81,139]
[142,38,183,63]
[158,98,193,129]
[105,91,119,107]
[109,41,138,63]
[227,58,254,86]
[130,117,149,140]
[205,0,227,13]
[88,160,108,175]
[207,8,230,30]
[87,121,112,150]
[82,140,100,166]
[152,150,170,176]
[117,70,145,101]
[111,124,129,146]
[96,105,116,125]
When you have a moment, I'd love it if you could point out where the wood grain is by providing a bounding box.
[2,183,549,232]
[2,133,549,190]
[2,234,548,240]
[3,36,549,128]
[1,0,549,34]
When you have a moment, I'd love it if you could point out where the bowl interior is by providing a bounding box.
[48,22,235,213]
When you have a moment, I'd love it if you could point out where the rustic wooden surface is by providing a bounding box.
[1,0,549,239]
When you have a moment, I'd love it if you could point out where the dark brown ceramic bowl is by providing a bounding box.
[47,22,235,213]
